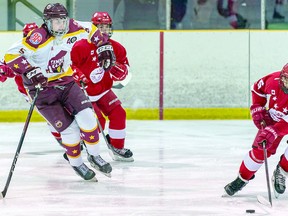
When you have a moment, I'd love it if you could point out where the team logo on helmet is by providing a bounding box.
[46,4,52,10]
[29,32,42,45]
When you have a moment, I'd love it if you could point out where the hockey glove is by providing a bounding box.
[72,67,89,85]
[109,63,128,81]
[97,43,116,71]
[0,64,15,82]
[23,67,47,89]
[90,29,109,47]
[256,126,278,149]
[0,74,7,82]
[250,105,272,129]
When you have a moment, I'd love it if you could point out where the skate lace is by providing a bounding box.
[77,163,89,175]
[94,155,107,166]
[114,147,128,155]
[275,168,286,186]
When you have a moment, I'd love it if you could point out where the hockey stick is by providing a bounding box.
[262,140,273,207]
[0,87,40,199]
[79,82,115,154]
[257,123,272,207]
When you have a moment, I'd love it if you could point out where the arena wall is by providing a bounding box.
[1,30,288,121]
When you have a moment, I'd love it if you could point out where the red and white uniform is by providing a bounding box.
[251,71,288,135]
[71,38,129,149]
[239,71,288,180]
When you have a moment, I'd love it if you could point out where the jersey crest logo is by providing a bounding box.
[46,50,67,73]
[29,32,42,45]
[90,67,105,83]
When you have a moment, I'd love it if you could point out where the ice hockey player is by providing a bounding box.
[71,11,134,162]
[224,63,288,198]
[4,3,115,181]
[0,23,65,146]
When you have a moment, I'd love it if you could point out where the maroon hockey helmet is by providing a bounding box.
[43,3,68,20]
[280,63,288,94]
[22,22,38,37]
[43,3,69,37]
[91,12,113,37]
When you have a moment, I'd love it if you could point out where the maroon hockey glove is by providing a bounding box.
[72,67,89,85]
[97,43,116,71]
[109,63,128,81]
[256,126,278,149]
[23,67,47,89]
[250,105,272,129]
[90,29,109,47]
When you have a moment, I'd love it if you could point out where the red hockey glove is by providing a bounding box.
[97,43,116,71]
[250,105,273,129]
[72,67,89,85]
[0,64,15,78]
[23,67,47,89]
[0,73,7,82]
[256,126,278,149]
[109,63,128,81]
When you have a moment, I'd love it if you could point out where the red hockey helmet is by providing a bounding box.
[22,22,38,37]
[43,3,69,37]
[280,63,288,94]
[91,12,113,37]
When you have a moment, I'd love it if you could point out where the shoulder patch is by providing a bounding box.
[29,32,43,45]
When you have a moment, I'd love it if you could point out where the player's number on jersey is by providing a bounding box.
[257,79,264,90]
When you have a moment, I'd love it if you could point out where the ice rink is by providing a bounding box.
[1,120,288,216]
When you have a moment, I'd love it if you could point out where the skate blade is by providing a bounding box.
[221,191,231,198]
[90,164,112,178]
[87,176,98,182]
[93,169,111,178]
[272,188,280,199]
[93,169,112,178]
[102,172,112,178]
[108,149,134,162]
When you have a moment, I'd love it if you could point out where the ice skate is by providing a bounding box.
[88,154,112,177]
[272,164,287,198]
[224,175,248,196]
[109,146,134,162]
[106,135,134,162]
[72,163,97,181]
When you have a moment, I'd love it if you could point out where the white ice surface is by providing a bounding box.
[0,120,288,216]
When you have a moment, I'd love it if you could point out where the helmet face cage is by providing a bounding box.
[43,3,69,37]
[280,64,288,94]
[23,22,38,37]
[91,12,113,37]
